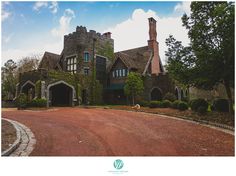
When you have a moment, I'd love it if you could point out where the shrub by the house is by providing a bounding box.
[213,99,229,112]
[162,100,172,108]
[178,101,188,111]
[16,93,27,109]
[163,92,176,102]
[28,98,47,107]
[149,101,162,108]
[197,106,207,114]
[190,98,208,112]
[172,100,181,109]
[139,101,150,107]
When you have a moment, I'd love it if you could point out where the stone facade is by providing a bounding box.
[17,17,176,106]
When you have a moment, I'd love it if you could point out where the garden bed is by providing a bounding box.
[1,119,17,152]
[106,105,234,127]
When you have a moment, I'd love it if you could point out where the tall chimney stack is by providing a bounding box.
[148,17,161,75]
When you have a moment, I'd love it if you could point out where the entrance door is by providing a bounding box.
[50,83,73,106]
[151,88,162,101]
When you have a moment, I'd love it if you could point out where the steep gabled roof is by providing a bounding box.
[39,51,60,70]
[109,46,152,74]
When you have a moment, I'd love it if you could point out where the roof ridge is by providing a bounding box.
[45,51,60,56]
[115,45,148,53]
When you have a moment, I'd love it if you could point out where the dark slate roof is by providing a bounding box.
[39,51,60,70]
[112,46,152,73]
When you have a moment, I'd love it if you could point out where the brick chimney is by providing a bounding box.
[148,17,161,75]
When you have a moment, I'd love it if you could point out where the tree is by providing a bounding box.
[124,72,144,105]
[166,2,234,113]
[1,59,17,100]
[16,55,40,78]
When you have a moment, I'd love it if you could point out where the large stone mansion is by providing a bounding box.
[17,17,188,107]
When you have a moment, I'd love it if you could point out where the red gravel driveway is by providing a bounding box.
[2,108,234,156]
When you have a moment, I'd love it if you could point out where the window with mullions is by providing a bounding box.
[84,52,90,62]
[66,56,77,74]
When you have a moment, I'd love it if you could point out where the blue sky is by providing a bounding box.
[1,1,191,65]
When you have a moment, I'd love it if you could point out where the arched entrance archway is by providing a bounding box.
[150,87,162,101]
[21,81,35,101]
[47,81,75,107]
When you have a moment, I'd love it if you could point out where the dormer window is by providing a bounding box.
[66,55,77,74]
[84,52,90,62]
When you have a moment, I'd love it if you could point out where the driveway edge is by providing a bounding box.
[1,118,36,156]
[1,118,21,156]
[107,108,234,135]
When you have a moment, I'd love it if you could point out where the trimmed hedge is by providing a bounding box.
[197,106,207,114]
[190,98,208,112]
[149,101,162,108]
[163,92,176,102]
[16,93,27,109]
[178,102,188,111]
[213,99,229,112]
[172,100,181,109]
[139,101,150,107]
[162,100,172,108]
[28,98,47,107]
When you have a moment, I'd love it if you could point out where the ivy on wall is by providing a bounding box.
[96,41,114,61]
[48,70,103,105]
[35,80,41,98]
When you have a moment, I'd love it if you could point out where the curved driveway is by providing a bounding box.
[2,108,234,156]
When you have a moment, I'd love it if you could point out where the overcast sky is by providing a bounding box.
[1,1,191,66]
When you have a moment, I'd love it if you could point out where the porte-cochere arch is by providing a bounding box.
[20,80,36,101]
[46,81,76,107]
[150,87,163,101]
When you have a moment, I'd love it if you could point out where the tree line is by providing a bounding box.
[2,55,40,101]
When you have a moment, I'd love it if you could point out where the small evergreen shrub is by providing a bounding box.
[139,101,150,107]
[190,98,208,112]
[149,101,162,108]
[178,102,188,111]
[28,98,47,107]
[213,99,229,112]
[210,104,215,111]
[181,97,188,102]
[16,93,27,109]
[163,92,176,102]
[197,106,207,115]
[172,100,181,109]
[162,100,172,108]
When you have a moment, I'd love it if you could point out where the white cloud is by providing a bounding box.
[51,9,75,38]
[1,2,11,22]
[33,1,58,14]
[174,1,191,16]
[33,1,48,11]
[1,40,63,66]
[104,9,190,65]
[49,2,58,14]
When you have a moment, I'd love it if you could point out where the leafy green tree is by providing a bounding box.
[124,72,144,105]
[1,59,17,100]
[166,2,234,113]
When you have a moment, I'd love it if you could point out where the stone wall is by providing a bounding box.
[143,73,175,101]
[189,84,235,102]
[62,26,114,75]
